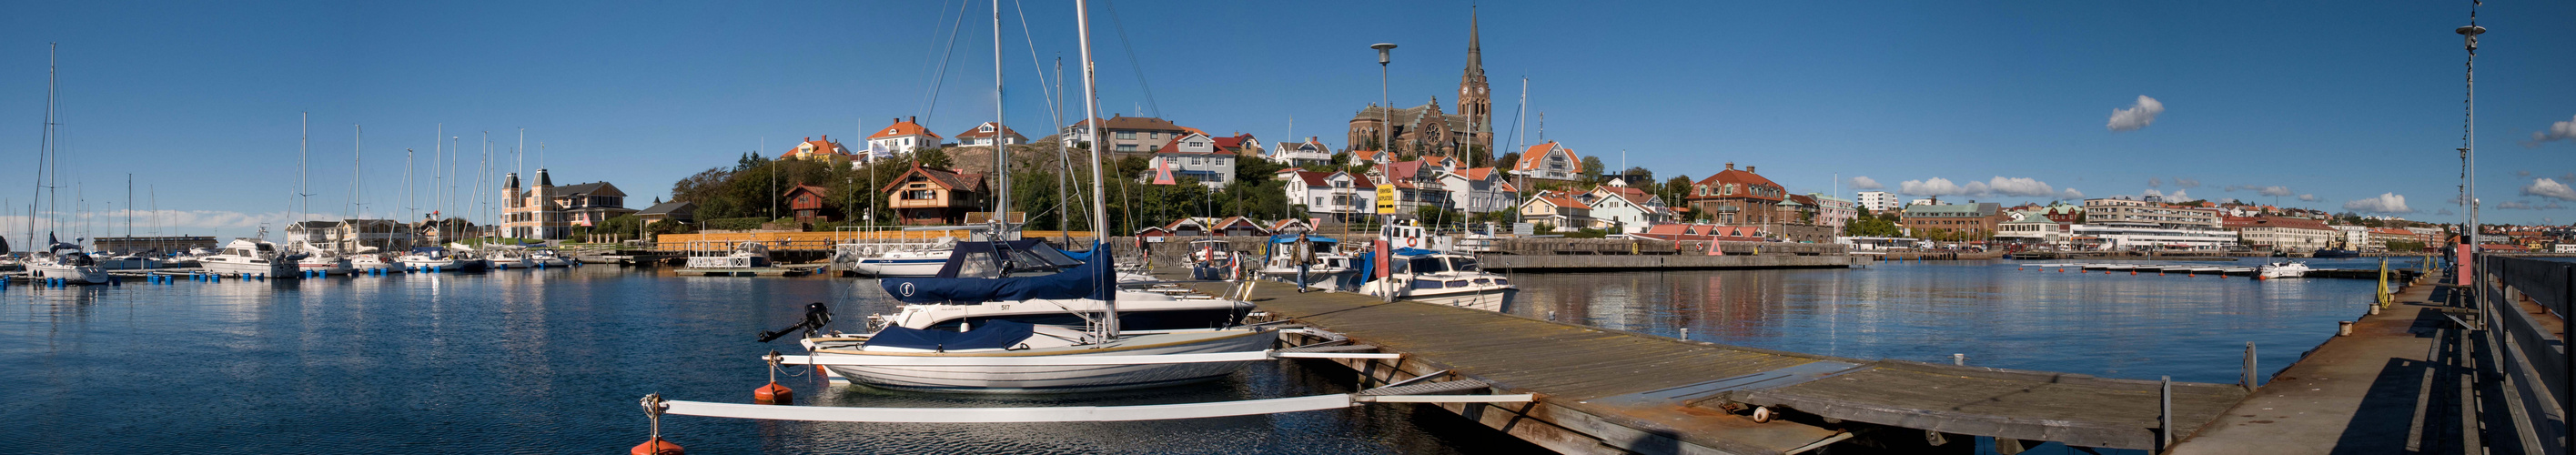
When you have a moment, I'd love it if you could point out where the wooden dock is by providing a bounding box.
[1203,279,2252,453]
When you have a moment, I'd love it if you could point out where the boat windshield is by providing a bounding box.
[1405,257,1450,274]
[1449,257,1481,272]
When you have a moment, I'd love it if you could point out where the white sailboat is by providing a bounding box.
[26,235,111,284]
[791,1,1274,394]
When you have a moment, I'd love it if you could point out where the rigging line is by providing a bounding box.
[912,0,957,116]
[1011,0,1059,124]
[1096,0,1160,117]
[920,0,975,122]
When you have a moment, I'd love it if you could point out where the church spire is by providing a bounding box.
[1457,5,1492,156]
[1464,6,1483,78]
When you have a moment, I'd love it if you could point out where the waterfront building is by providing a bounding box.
[635,200,696,226]
[1519,190,1592,231]
[1686,163,1786,226]
[1995,208,2070,247]
[1631,223,1765,243]
[1581,182,1672,234]
[1058,115,1188,157]
[1345,13,1492,157]
[90,236,217,254]
[2223,216,2334,252]
[1807,193,1856,230]
[777,136,854,161]
[2330,224,2369,248]
[2405,227,2446,244]
[335,219,413,251]
[2369,228,2422,250]
[1278,169,1376,222]
[1145,132,1236,189]
[1854,191,1899,213]
[2083,197,2219,229]
[1440,167,1520,215]
[1907,197,1940,207]
[1508,141,1581,187]
[952,122,1026,147]
[2070,223,2239,251]
[866,116,943,156]
[880,163,987,226]
[1899,202,2006,237]
[501,169,632,240]
[783,184,836,225]
[287,220,342,248]
[1267,137,1336,167]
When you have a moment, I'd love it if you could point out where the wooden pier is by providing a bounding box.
[1197,278,2254,453]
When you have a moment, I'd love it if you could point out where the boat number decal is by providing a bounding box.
[899,282,916,297]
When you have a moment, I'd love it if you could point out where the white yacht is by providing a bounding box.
[2258,260,2311,279]
[348,252,394,272]
[526,248,572,267]
[862,240,1254,333]
[835,236,958,278]
[25,237,111,284]
[93,252,161,270]
[397,247,484,272]
[293,242,351,276]
[198,238,300,278]
[1256,234,1354,289]
[1354,223,1517,311]
[485,247,534,269]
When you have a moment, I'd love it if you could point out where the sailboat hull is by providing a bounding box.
[30,263,111,284]
[816,329,1278,394]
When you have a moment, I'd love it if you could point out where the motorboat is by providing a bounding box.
[93,252,162,270]
[526,248,573,267]
[25,235,112,284]
[197,238,301,278]
[2258,260,2311,279]
[836,237,957,278]
[485,247,534,269]
[797,238,1275,394]
[1355,249,1517,311]
[348,253,395,272]
[397,247,485,272]
[293,242,352,276]
[1256,234,1354,290]
[685,241,773,268]
[862,239,1254,332]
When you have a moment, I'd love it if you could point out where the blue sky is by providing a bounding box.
[3,1,2572,242]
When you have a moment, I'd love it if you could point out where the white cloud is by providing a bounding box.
[2529,115,2576,147]
[2142,188,2165,197]
[2258,186,2292,197]
[2499,200,2537,210]
[1848,176,1884,190]
[2057,188,2086,199]
[2167,189,2189,200]
[2147,177,2162,187]
[2174,177,2200,188]
[2342,193,2414,214]
[2106,96,2165,132]
[2298,194,2318,202]
[1983,177,2056,197]
[1898,177,1968,196]
[2520,177,2576,201]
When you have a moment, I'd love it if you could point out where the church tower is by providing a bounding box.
[1457,7,1492,155]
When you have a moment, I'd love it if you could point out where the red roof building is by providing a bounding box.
[879,163,986,225]
[1686,162,1787,225]
[778,136,853,161]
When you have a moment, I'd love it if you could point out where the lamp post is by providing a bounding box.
[1371,43,1397,164]
[2455,10,2484,314]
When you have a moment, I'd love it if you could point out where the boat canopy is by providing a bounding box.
[862,319,1037,351]
[878,239,1112,304]
[1352,248,1450,279]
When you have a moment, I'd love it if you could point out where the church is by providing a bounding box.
[1347,9,1494,161]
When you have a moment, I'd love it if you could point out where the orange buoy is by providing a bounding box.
[631,437,684,455]
[2255,276,2266,280]
[2130,270,2137,276]
[755,381,794,405]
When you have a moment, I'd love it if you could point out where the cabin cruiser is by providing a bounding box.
[198,238,301,278]
[2258,260,2311,279]
[25,236,112,284]
[293,242,352,276]
[686,241,773,268]
[526,248,572,267]
[1257,234,1355,289]
[397,247,485,272]
[484,246,534,269]
[1356,249,1518,311]
[862,239,1255,333]
[834,237,956,278]
[348,253,394,272]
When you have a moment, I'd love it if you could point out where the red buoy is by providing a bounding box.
[631,437,684,455]
[755,381,793,405]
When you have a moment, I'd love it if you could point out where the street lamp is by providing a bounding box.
[1371,43,1397,164]
[2455,13,2484,308]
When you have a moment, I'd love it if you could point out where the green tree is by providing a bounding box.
[1579,156,1606,180]
[914,147,953,169]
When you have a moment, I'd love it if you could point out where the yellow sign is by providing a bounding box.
[1375,185,1398,215]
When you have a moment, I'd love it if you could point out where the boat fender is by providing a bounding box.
[753,351,793,405]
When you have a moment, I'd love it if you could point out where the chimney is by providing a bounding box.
[1747,166,1756,173]
[1725,162,1735,170]
[803,136,812,142]
[908,116,916,124]
[892,117,900,126]
[821,135,829,141]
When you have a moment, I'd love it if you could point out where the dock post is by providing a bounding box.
[2241,342,2257,391]
[1952,353,1965,366]
[1679,328,1689,340]
[2159,375,2174,451]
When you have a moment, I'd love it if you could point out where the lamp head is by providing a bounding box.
[1370,43,1397,65]
[2456,25,2484,52]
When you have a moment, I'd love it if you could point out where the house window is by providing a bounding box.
[1117,145,1137,152]
[1116,132,1136,139]
[1149,132,1162,139]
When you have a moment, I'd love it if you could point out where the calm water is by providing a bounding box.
[0,258,2413,454]
[1503,258,2423,383]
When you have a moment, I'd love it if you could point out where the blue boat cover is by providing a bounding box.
[1353,247,1444,279]
[879,239,1114,304]
[863,319,1038,350]
[1267,234,1339,244]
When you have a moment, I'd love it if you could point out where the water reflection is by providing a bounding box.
[1503,258,2389,383]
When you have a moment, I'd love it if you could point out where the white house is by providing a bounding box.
[1519,190,1592,232]
[867,116,943,156]
[1268,137,1336,167]
[1581,182,1672,234]
[953,122,1027,147]
[1146,132,1235,189]
[1280,169,1377,221]
[1510,141,1581,185]
[1439,167,1520,215]
[1855,190,1898,213]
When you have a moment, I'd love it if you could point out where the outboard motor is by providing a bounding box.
[757,302,833,342]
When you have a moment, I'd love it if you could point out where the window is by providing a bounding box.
[1187,141,1205,148]
[1116,131,1136,139]
[1116,145,1137,151]
[980,125,994,132]
[1150,132,1163,139]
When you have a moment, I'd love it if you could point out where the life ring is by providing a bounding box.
[1405,238,1419,248]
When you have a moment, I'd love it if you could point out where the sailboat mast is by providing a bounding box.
[299,113,309,231]
[1075,0,1117,338]
[991,0,1010,232]
[353,125,363,220]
